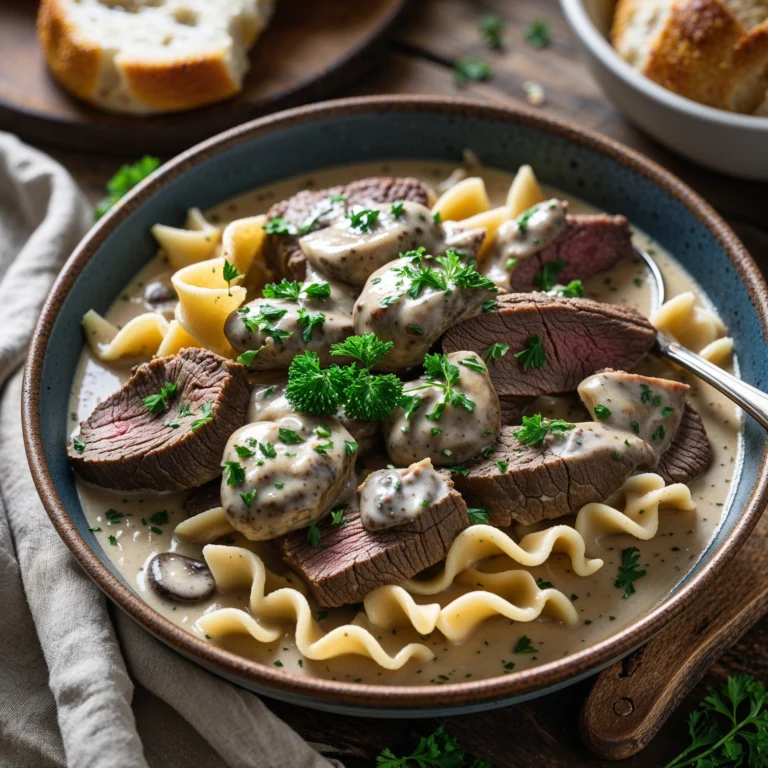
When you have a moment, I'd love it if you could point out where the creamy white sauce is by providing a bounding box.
[359,458,448,531]
[69,160,742,686]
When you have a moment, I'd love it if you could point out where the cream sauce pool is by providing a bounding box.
[69,160,742,686]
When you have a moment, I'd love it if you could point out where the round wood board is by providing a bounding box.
[0,0,406,155]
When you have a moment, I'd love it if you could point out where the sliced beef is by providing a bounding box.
[69,348,250,492]
[279,478,470,607]
[499,395,532,426]
[443,293,656,397]
[264,177,433,280]
[453,423,655,526]
[657,403,712,485]
[509,214,632,292]
[184,480,222,518]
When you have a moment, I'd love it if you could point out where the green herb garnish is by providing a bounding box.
[514,413,575,446]
[514,635,538,654]
[95,156,160,219]
[467,507,490,525]
[615,546,646,598]
[534,259,567,291]
[482,342,510,364]
[222,259,244,297]
[594,404,612,420]
[454,56,492,86]
[513,334,546,371]
[524,18,551,49]
[223,461,245,486]
[480,13,505,49]
[297,308,325,342]
[307,524,321,547]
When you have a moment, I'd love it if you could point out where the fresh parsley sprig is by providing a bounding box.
[513,335,546,371]
[237,304,293,345]
[142,380,178,415]
[615,546,646,598]
[376,724,492,768]
[222,259,244,297]
[402,353,475,423]
[95,156,160,220]
[514,413,575,446]
[664,674,768,768]
[285,335,403,421]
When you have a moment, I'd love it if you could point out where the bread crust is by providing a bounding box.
[612,0,768,114]
[37,0,101,102]
[36,0,270,114]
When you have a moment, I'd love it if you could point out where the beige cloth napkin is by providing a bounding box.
[0,132,340,768]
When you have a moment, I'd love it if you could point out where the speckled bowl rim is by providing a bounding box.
[22,95,768,710]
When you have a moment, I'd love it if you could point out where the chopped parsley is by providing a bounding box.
[278,427,303,445]
[448,465,470,477]
[95,156,160,219]
[240,490,256,507]
[404,352,475,422]
[481,298,498,312]
[264,217,296,235]
[640,383,653,404]
[652,425,666,442]
[314,441,334,456]
[108,535,118,546]
[262,279,330,302]
[307,524,321,547]
[142,380,178,415]
[479,12,505,49]
[514,635,538,654]
[594,404,612,420]
[482,342,510,364]
[536,578,554,589]
[433,211,442,224]
[390,200,405,218]
[631,420,640,435]
[467,507,490,525]
[297,307,325,342]
[259,442,277,459]
[556,279,584,298]
[149,511,168,526]
[514,413,575,445]
[344,440,358,456]
[524,18,551,49]
[459,356,485,373]
[223,461,245,486]
[222,259,244,297]
[615,546,646,598]
[190,403,213,431]
[237,304,293,345]
[662,406,675,418]
[407,324,424,335]
[454,56,492,86]
[72,437,85,454]
[513,334,546,371]
[347,208,380,233]
[494,459,508,473]
[534,259,567,291]
[330,506,347,527]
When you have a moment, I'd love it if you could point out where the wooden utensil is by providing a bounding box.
[581,506,768,760]
[0,0,405,154]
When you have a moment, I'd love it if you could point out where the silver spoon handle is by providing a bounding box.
[657,333,768,429]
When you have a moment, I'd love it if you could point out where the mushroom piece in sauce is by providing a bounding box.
[359,458,449,531]
[353,254,498,371]
[384,350,502,466]
[220,415,355,540]
[147,553,215,603]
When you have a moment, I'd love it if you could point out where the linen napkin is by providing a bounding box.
[0,132,340,768]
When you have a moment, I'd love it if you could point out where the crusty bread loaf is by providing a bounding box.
[612,0,768,115]
[37,0,275,115]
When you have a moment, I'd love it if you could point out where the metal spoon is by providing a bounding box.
[634,244,768,429]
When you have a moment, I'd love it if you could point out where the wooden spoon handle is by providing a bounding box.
[580,561,768,760]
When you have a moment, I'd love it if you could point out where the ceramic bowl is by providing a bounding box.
[23,96,768,716]
[560,0,768,181]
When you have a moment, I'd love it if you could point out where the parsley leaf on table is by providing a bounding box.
[95,156,160,220]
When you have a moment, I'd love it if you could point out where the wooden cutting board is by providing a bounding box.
[0,0,405,155]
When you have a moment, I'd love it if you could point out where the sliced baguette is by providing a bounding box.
[37,0,275,115]
[612,0,768,115]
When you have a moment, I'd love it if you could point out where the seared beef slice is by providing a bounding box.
[264,177,432,280]
[69,348,250,492]
[280,482,470,607]
[453,424,655,526]
[443,294,656,397]
[657,403,712,484]
[509,214,632,292]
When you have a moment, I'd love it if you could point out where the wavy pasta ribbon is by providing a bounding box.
[198,546,434,670]
[171,257,246,358]
[651,291,733,368]
[402,524,604,596]
[365,573,578,642]
[82,309,169,362]
[575,473,695,557]
[152,208,222,271]
[175,507,234,544]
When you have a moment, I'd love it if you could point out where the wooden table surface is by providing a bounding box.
[24,1,768,766]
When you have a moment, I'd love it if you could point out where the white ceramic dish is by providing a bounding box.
[560,0,768,180]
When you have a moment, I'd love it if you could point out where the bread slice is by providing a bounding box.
[612,0,768,115]
[37,0,275,115]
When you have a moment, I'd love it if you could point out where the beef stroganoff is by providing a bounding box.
[69,160,741,685]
